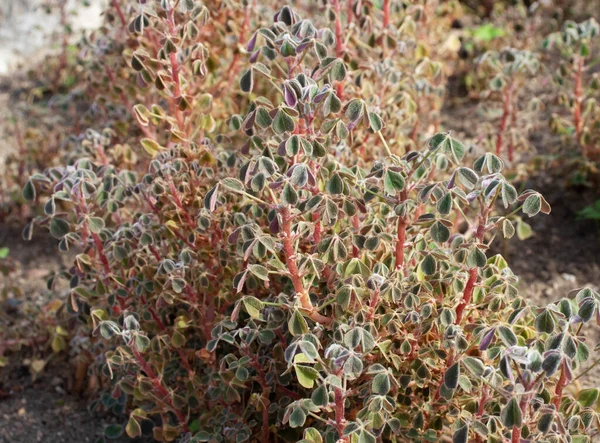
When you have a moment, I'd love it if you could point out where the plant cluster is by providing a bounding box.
[544,18,600,160]
[6,1,600,443]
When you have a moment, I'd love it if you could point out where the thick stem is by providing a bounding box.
[395,216,406,270]
[553,362,567,410]
[279,206,331,325]
[455,268,478,324]
[383,0,390,28]
[334,385,347,441]
[511,426,521,443]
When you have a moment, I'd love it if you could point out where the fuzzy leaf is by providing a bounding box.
[444,362,460,390]
[501,398,522,428]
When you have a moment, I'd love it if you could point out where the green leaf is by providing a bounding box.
[500,398,522,428]
[0,247,9,259]
[273,108,295,134]
[295,365,319,388]
[501,183,517,208]
[326,173,344,195]
[104,424,124,439]
[141,138,162,157]
[23,180,36,201]
[578,388,599,407]
[256,107,272,128]
[472,24,506,42]
[522,194,542,217]
[125,417,142,438]
[456,167,478,189]
[467,248,487,268]
[221,178,245,192]
[243,296,264,319]
[534,309,556,334]
[384,170,405,194]
[497,325,517,347]
[331,60,347,81]
[444,362,460,390]
[343,355,364,378]
[282,183,299,206]
[368,112,384,132]
[420,254,437,275]
[49,218,70,239]
[135,335,150,352]
[502,219,515,239]
[303,428,323,443]
[537,413,553,434]
[429,133,465,161]
[240,69,254,92]
[372,373,391,395]
[516,220,532,240]
[88,217,105,234]
[430,221,450,243]
[437,193,453,215]
[289,310,309,336]
[345,99,364,121]
[462,357,485,377]
[579,298,596,322]
[311,385,328,407]
[453,425,469,443]
[291,164,309,187]
[289,407,306,428]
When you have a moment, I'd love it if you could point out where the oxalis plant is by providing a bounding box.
[21,3,600,443]
[544,18,600,160]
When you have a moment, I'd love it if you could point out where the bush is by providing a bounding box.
[21,1,600,442]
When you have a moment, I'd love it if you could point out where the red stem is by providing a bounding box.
[383,0,390,28]
[455,216,486,324]
[395,216,406,270]
[280,206,331,324]
[112,0,127,28]
[573,56,586,157]
[334,385,347,441]
[511,426,521,443]
[553,362,567,409]
[131,346,189,432]
[395,190,408,270]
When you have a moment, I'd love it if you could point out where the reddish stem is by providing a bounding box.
[280,206,331,325]
[91,232,111,276]
[395,190,408,270]
[553,362,567,410]
[112,0,127,28]
[334,385,347,441]
[395,216,406,270]
[455,268,478,324]
[131,346,189,432]
[383,0,390,28]
[511,426,521,443]
[573,56,586,157]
